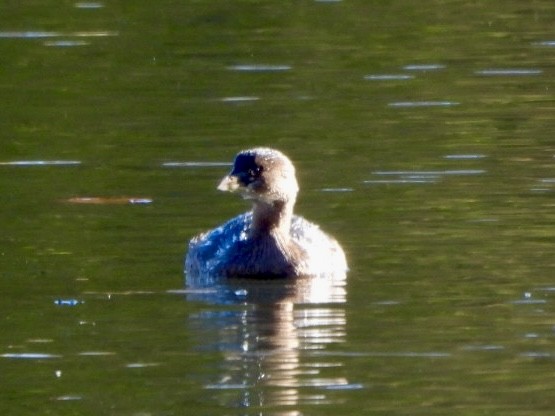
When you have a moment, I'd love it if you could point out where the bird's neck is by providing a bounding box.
[250,199,293,239]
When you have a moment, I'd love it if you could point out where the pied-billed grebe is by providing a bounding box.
[185,148,347,279]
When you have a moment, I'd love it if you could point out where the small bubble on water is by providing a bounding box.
[234,289,248,297]
[54,299,83,306]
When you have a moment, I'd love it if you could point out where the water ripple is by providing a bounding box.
[2,353,61,359]
[162,161,231,168]
[45,40,89,47]
[388,101,460,108]
[55,395,83,401]
[403,64,446,71]
[0,31,117,38]
[74,2,104,8]
[220,96,260,103]
[475,69,542,76]
[320,187,354,193]
[78,351,116,356]
[365,169,485,185]
[364,74,414,81]
[323,383,365,390]
[227,64,292,72]
[444,154,486,160]
[520,352,552,359]
[534,40,555,47]
[125,362,160,368]
[0,31,59,38]
[66,197,152,205]
[54,298,83,306]
[373,170,485,176]
[462,344,505,352]
[0,160,81,166]
[310,351,451,358]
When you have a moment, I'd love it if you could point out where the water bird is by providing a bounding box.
[185,148,347,279]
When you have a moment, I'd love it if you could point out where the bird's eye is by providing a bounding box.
[248,166,262,177]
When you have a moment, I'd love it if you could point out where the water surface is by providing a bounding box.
[1,1,555,415]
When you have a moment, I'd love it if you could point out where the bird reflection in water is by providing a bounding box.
[186,273,349,412]
[185,147,351,411]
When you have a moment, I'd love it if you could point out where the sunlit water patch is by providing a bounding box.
[371,300,401,306]
[54,298,84,306]
[0,30,116,49]
[55,395,83,401]
[474,69,543,76]
[462,344,505,352]
[531,178,555,193]
[520,352,554,359]
[365,169,485,184]
[82,290,156,298]
[44,40,89,47]
[309,351,451,358]
[0,31,59,38]
[402,64,446,71]
[220,96,260,103]
[467,218,499,223]
[27,338,54,344]
[227,64,292,72]
[364,74,414,80]
[2,353,61,359]
[0,31,117,39]
[126,362,161,368]
[388,101,460,108]
[74,1,104,8]
[162,161,231,168]
[534,40,555,47]
[65,197,152,205]
[69,31,118,38]
[444,154,487,160]
[323,383,364,390]
[510,292,547,305]
[320,187,354,192]
[0,160,81,166]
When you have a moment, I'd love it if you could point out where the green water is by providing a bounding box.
[1,1,555,415]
